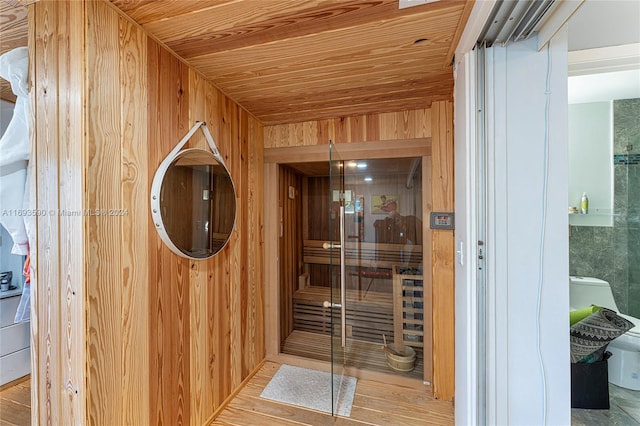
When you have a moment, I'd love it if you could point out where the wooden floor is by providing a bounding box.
[282,330,424,381]
[213,362,453,426]
[0,376,30,426]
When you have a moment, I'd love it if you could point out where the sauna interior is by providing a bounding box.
[278,156,429,381]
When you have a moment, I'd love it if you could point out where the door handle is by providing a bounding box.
[322,242,341,250]
[323,301,342,309]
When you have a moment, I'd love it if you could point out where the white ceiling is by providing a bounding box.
[567,0,640,103]
[568,69,640,103]
[567,0,640,52]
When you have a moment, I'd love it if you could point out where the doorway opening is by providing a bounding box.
[276,155,430,382]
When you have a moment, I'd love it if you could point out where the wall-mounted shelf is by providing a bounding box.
[569,210,617,227]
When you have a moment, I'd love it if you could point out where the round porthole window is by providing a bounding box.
[150,122,236,259]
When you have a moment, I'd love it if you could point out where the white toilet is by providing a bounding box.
[570,276,640,391]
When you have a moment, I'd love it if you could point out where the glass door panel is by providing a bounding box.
[328,140,345,416]
[324,149,427,416]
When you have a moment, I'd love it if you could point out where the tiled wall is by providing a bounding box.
[570,98,640,318]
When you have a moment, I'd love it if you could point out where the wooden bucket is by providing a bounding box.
[384,344,416,372]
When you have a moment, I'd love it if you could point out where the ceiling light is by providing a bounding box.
[348,161,358,168]
[356,162,367,169]
[364,177,373,182]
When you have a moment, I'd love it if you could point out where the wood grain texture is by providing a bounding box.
[278,166,303,345]
[32,2,63,423]
[264,109,432,148]
[422,156,434,384]
[147,36,191,426]
[86,1,123,423]
[57,2,86,424]
[146,32,265,426]
[118,13,149,426]
[106,0,470,124]
[30,1,92,424]
[264,163,280,358]
[31,2,265,424]
[0,377,31,425]
[430,101,455,401]
[213,361,454,425]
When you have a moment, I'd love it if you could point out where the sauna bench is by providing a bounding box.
[303,240,422,270]
[292,285,394,344]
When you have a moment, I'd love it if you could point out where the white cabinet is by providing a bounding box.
[0,295,30,385]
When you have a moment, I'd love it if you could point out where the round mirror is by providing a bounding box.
[151,148,236,259]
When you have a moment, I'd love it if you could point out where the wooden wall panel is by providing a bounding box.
[86,2,124,423]
[31,1,265,424]
[264,109,432,148]
[31,1,87,425]
[430,101,455,401]
[118,12,150,426]
[147,36,191,426]
[278,166,303,344]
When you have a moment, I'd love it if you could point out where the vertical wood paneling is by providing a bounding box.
[147,37,191,426]
[430,101,455,401]
[246,114,265,372]
[33,2,62,424]
[422,156,434,385]
[264,163,280,357]
[86,1,122,423]
[32,1,89,424]
[279,167,302,343]
[188,70,209,426]
[264,109,432,148]
[118,14,149,426]
[58,2,85,424]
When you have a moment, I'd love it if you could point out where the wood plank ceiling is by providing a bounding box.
[110,0,473,124]
[0,0,474,124]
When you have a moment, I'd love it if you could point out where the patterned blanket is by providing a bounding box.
[570,307,634,363]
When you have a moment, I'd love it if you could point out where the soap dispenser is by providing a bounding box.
[580,192,589,214]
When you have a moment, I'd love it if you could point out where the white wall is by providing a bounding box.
[483,32,571,425]
[453,49,479,426]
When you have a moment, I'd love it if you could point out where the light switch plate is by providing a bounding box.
[430,212,455,230]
